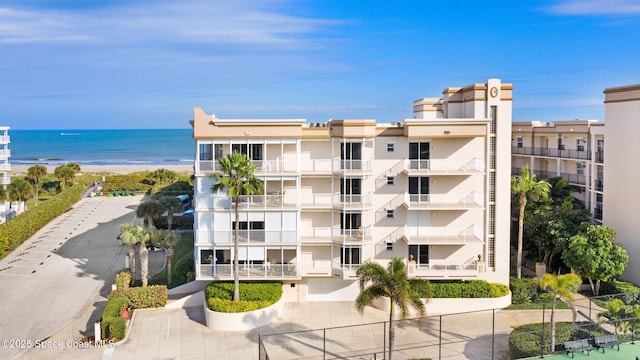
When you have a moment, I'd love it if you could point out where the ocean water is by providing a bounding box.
[9,129,194,166]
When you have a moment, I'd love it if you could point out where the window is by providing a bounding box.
[386,176,394,185]
[577,139,585,152]
[231,221,265,241]
[386,141,395,152]
[386,241,393,251]
[558,136,564,150]
[340,212,362,236]
[231,143,263,161]
[516,137,523,148]
[214,144,224,159]
[408,245,429,265]
[340,246,361,266]
[199,143,213,160]
[408,176,429,202]
[341,142,362,170]
[340,178,362,202]
[409,142,430,170]
[577,163,584,176]
[386,209,394,218]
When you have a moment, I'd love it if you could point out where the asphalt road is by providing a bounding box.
[0,195,143,359]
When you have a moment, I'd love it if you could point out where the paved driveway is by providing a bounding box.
[0,195,143,360]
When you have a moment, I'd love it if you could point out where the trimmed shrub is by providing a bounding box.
[205,282,282,313]
[101,297,126,340]
[431,280,503,298]
[0,181,86,257]
[111,285,168,309]
[115,270,132,290]
[207,298,273,313]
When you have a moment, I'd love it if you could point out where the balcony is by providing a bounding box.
[333,159,373,175]
[404,158,484,175]
[197,194,298,210]
[0,149,10,158]
[300,226,373,244]
[199,230,298,244]
[403,224,483,245]
[403,192,484,210]
[198,263,298,280]
[299,260,333,277]
[196,159,298,175]
[0,135,9,144]
[407,263,479,278]
[0,163,10,172]
[511,146,590,160]
[0,175,9,185]
[511,168,586,186]
[334,193,373,210]
[300,159,333,175]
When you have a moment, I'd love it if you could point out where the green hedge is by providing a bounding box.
[101,297,126,340]
[111,285,168,309]
[508,322,606,359]
[600,279,640,295]
[0,181,86,258]
[153,215,194,230]
[431,280,508,298]
[205,282,282,313]
[115,270,132,290]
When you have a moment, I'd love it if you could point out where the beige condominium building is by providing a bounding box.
[190,79,512,301]
[511,120,605,222]
[603,84,640,285]
[0,127,10,223]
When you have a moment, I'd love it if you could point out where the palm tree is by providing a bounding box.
[26,164,47,207]
[151,229,182,286]
[540,273,581,352]
[511,166,550,278]
[547,177,582,204]
[136,201,164,227]
[54,165,76,189]
[159,196,184,230]
[355,258,429,360]
[66,162,81,174]
[211,151,263,302]
[119,224,139,286]
[8,178,33,213]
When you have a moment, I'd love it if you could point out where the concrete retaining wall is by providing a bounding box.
[202,288,285,332]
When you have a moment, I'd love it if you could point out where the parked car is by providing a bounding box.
[176,194,193,212]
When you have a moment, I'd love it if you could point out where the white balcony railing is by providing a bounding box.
[408,263,479,277]
[404,191,484,209]
[209,230,298,244]
[0,163,11,172]
[197,194,298,210]
[403,224,483,244]
[0,149,10,158]
[405,157,484,173]
[300,226,373,242]
[199,263,297,279]
[0,136,9,144]
[334,159,372,173]
[300,159,332,174]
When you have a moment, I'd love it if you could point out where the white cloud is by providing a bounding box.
[547,0,640,15]
[0,0,345,48]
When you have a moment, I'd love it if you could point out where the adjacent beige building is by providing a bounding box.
[511,120,605,222]
[603,84,640,285]
[191,79,512,301]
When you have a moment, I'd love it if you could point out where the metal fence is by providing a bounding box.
[259,309,504,360]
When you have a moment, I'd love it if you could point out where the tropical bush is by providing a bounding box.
[0,181,86,257]
[115,270,132,290]
[153,214,194,230]
[510,277,540,305]
[509,322,606,359]
[205,282,282,313]
[111,285,168,309]
[430,280,509,298]
[600,279,640,296]
[101,297,127,340]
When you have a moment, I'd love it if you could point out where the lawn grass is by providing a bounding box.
[151,231,194,288]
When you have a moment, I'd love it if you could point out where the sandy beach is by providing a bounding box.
[10,164,194,176]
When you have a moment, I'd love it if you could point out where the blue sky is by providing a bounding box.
[1,0,639,130]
